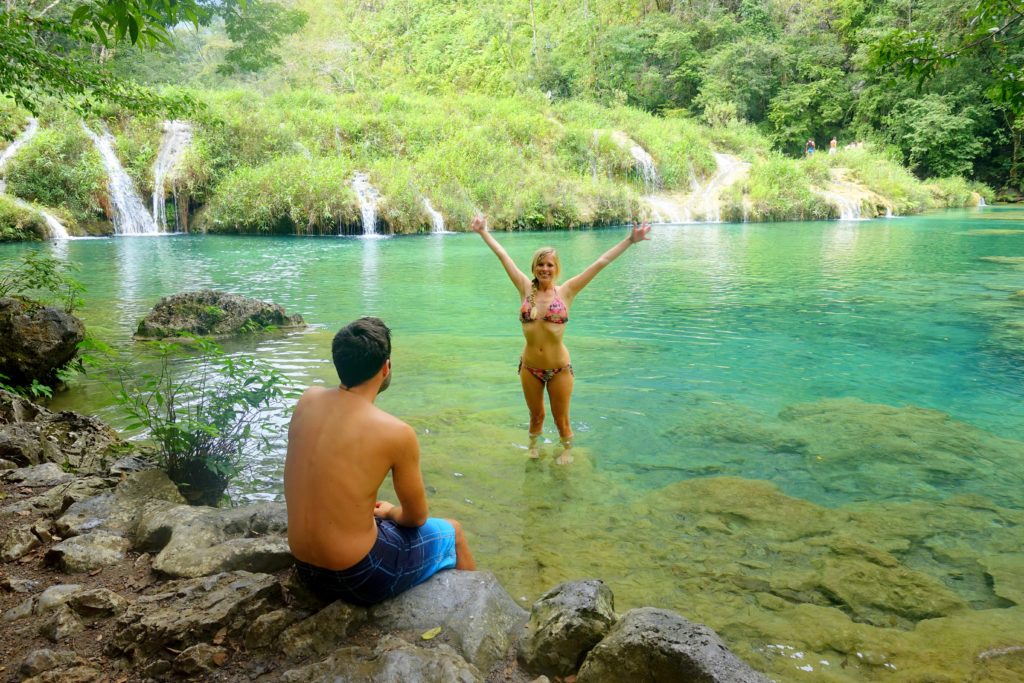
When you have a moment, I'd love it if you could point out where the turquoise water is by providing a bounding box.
[5,208,1024,681]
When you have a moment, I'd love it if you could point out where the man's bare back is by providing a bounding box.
[284,384,425,570]
[284,317,474,607]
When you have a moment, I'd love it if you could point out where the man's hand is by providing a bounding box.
[374,501,395,519]
[470,214,487,233]
[629,222,652,244]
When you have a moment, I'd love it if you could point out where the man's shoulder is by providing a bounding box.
[370,406,416,438]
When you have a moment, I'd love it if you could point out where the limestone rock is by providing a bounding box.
[36,585,83,613]
[518,579,617,677]
[280,600,368,658]
[369,570,528,673]
[39,605,85,642]
[67,588,129,620]
[576,608,769,683]
[19,648,78,678]
[1,576,40,593]
[44,531,130,573]
[280,634,482,683]
[151,502,292,578]
[109,571,282,659]
[173,643,230,674]
[135,289,305,340]
[0,297,85,387]
[2,463,72,487]
[0,389,126,473]
[1,524,41,562]
[20,666,102,683]
[245,607,311,650]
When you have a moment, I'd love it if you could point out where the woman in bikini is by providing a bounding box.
[471,215,651,463]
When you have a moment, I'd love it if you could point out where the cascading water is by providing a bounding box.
[0,117,38,174]
[152,120,193,232]
[350,172,380,236]
[1,118,69,239]
[978,196,987,207]
[819,190,861,220]
[422,198,446,233]
[82,123,158,235]
[697,153,741,222]
[630,145,661,193]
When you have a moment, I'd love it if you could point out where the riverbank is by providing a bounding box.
[0,90,992,241]
[0,390,770,682]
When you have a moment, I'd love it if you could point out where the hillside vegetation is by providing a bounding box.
[0,0,1007,237]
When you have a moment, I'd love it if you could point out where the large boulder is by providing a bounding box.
[135,289,305,340]
[0,297,85,387]
[280,635,482,683]
[576,608,769,683]
[368,570,529,673]
[518,579,617,677]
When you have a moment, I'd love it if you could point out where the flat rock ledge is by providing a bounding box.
[134,289,306,340]
[1,403,770,682]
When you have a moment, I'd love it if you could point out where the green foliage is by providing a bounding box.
[0,372,54,401]
[0,195,48,242]
[0,250,84,313]
[883,95,987,178]
[113,337,294,505]
[3,125,106,223]
[219,2,309,75]
[831,146,932,214]
[742,154,830,222]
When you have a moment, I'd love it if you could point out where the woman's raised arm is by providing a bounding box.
[471,215,531,295]
[561,223,651,300]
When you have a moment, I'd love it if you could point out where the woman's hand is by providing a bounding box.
[629,222,652,244]
[374,501,395,519]
[470,214,487,233]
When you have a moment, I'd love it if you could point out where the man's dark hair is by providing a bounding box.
[332,317,391,388]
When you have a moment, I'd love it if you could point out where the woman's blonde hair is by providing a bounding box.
[530,247,561,284]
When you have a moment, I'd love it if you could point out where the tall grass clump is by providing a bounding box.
[200,155,357,234]
[926,176,992,207]
[743,154,828,221]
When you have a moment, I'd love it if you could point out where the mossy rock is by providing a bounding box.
[135,289,306,340]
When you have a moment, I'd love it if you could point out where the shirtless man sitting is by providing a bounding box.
[285,317,475,606]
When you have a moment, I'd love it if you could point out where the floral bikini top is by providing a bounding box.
[520,286,569,324]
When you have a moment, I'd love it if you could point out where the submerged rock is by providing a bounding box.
[135,289,306,340]
[576,608,770,683]
[0,297,85,388]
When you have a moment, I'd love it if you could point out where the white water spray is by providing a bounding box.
[152,120,192,232]
[0,118,38,175]
[422,198,446,233]
[350,172,380,236]
[978,196,987,207]
[82,123,158,235]
[630,145,661,193]
[819,190,861,220]
[1,119,69,239]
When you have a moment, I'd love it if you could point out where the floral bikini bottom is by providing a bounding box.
[518,357,574,385]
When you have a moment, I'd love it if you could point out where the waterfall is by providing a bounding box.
[644,196,689,224]
[0,118,39,173]
[819,191,861,220]
[152,120,192,232]
[697,153,741,222]
[9,196,69,239]
[885,206,894,218]
[630,145,661,193]
[1,119,68,239]
[422,198,446,233]
[350,172,380,236]
[978,196,987,207]
[82,123,158,235]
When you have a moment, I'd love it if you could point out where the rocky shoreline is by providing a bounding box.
[1,390,768,682]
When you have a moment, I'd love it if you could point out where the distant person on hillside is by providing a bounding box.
[805,139,816,157]
[285,317,476,606]
[829,137,838,155]
[472,216,651,464]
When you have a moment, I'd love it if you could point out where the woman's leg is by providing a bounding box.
[547,368,574,464]
[519,365,546,453]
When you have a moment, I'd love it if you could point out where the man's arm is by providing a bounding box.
[374,422,429,527]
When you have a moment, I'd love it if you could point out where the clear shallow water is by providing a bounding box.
[6,208,1024,681]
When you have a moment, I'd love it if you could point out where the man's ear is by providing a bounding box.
[383,358,392,377]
